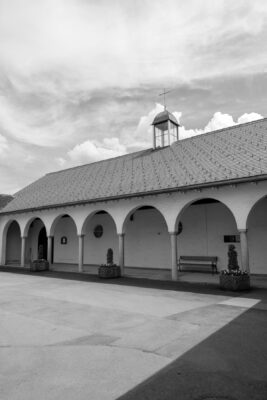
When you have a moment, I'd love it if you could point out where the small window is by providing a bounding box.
[94,225,103,238]
[61,236,67,245]
[224,235,240,243]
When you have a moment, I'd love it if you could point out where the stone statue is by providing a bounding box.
[228,244,239,271]
[38,244,44,260]
[107,248,114,265]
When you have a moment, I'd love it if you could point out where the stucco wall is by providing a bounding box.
[6,221,21,263]
[124,209,171,269]
[54,217,78,263]
[178,202,241,270]
[248,197,267,274]
[83,213,119,265]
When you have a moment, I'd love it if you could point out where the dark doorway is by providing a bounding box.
[38,227,47,260]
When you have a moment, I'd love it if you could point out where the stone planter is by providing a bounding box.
[98,265,121,279]
[30,259,49,272]
[220,273,250,291]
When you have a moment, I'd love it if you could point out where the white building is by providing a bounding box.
[0,109,267,280]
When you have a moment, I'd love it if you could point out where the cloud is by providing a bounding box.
[180,111,263,139]
[0,1,266,193]
[56,106,264,171]
[0,134,9,156]
[0,0,267,88]
[59,137,127,167]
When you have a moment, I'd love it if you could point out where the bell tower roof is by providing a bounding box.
[152,109,179,126]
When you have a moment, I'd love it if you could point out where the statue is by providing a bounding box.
[38,244,44,260]
[228,244,239,271]
[107,248,114,265]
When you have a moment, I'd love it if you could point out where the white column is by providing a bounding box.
[170,232,178,281]
[167,120,171,146]
[118,233,125,276]
[21,236,26,268]
[47,236,53,267]
[153,126,156,149]
[239,229,250,273]
[78,234,84,273]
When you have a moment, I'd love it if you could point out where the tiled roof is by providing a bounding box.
[0,195,13,210]
[2,118,267,214]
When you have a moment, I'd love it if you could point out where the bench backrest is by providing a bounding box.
[179,256,218,262]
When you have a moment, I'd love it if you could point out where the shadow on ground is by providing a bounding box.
[117,299,267,400]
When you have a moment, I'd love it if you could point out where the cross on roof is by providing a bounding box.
[159,88,172,109]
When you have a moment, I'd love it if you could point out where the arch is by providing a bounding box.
[25,217,47,262]
[123,205,171,270]
[246,194,267,229]
[174,196,239,232]
[49,213,78,237]
[2,218,21,239]
[22,216,48,238]
[81,210,117,236]
[122,204,169,235]
[82,210,119,265]
[175,197,240,271]
[246,194,267,274]
[51,214,78,265]
[5,220,21,265]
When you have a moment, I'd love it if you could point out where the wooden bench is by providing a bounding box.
[178,256,218,274]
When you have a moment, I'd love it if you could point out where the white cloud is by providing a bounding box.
[0,134,9,156]
[57,107,264,171]
[132,106,264,142]
[61,137,127,167]
[237,112,263,124]
[0,0,267,88]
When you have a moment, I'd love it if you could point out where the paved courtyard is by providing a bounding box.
[0,270,267,400]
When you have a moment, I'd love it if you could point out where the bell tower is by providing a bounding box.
[152,108,179,149]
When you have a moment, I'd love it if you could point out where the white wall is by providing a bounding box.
[6,221,21,263]
[125,209,171,269]
[54,217,78,263]
[178,202,240,271]
[248,197,267,274]
[83,213,118,265]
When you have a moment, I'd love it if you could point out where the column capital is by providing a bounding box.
[169,231,178,236]
[77,233,85,238]
[21,235,27,239]
[238,229,248,233]
[47,235,54,239]
[118,233,125,237]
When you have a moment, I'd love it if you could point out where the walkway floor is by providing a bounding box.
[49,262,267,289]
[0,267,266,400]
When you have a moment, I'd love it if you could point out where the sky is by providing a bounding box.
[0,0,266,194]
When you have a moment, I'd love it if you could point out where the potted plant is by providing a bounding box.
[30,259,49,272]
[220,269,250,291]
[30,244,49,271]
[219,245,250,291]
[98,248,121,278]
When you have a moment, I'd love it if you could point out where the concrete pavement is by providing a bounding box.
[0,270,266,400]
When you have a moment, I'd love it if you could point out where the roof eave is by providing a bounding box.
[1,174,266,216]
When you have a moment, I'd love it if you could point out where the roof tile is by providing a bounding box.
[2,118,267,213]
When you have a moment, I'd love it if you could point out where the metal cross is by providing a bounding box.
[159,88,172,109]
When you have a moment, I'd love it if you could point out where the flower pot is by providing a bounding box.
[30,259,49,272]
[219,273,250,291]
[98,265,121,279]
